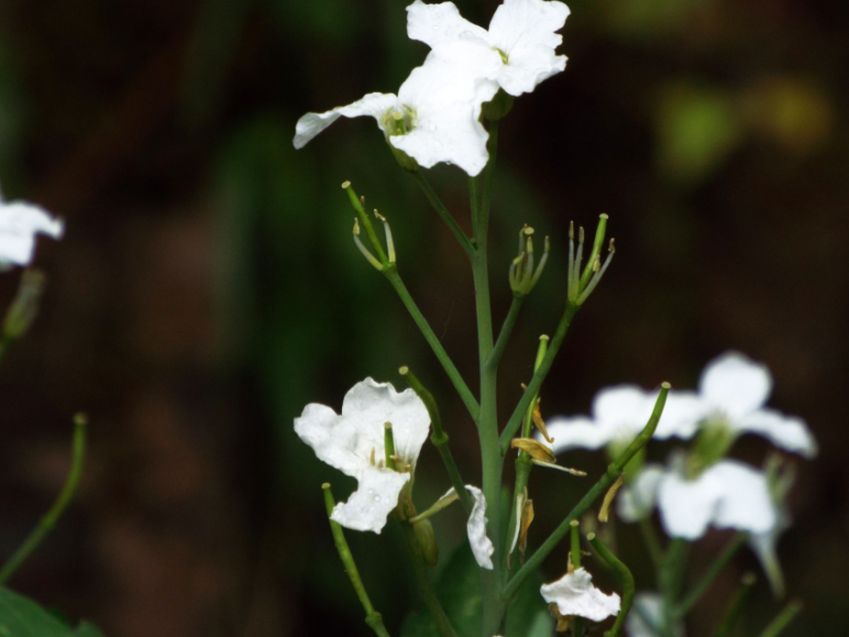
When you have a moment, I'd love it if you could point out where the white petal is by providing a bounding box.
[708,461,776,534]
[292,92,399,149]
[543,416,613,453]
[340,378,430,468]
[617,465,664,522]
[656,391,709,439]
[593,385,651,440]
[464,485,494,570]
[699,352,772,419]
[392,58,497,176]
[331,466,410,533]
[488,0,570,95]
[0,202,64,266]
[540,567,621,621]
[406,0,488,49]
[736,408,817,457]
[657,468,723,539]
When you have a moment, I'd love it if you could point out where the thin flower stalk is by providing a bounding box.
[588,532,635,637]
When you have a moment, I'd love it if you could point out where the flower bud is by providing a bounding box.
[412,518,439,566]
[3,269,45,340]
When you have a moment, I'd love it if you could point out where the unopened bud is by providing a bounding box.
[412,518,439,566]
[3,269,45,340]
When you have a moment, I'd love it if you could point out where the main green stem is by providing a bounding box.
[471,127,505,637]
[0,415,87,585]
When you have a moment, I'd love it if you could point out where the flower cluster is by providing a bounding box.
[542,351,815,589]
[293,0,570,175]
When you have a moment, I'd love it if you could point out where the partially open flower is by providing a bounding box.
[0,190,64,269]
[407,0,570,97]
[294,379,429,533]
[540,567,621,623]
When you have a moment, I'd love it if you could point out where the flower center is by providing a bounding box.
[381,105,417,136]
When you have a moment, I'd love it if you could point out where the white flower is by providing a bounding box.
[407,0,570,97]
[0,190,64,268]
[626,593,683,637]
[618,458,777,540]
[294,378,429,533]
[540,567,620,622]
[543,386,706,454]
[695,352,817,457]
[293,54,498,176]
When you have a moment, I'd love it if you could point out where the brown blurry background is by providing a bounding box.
[0,0,846,635]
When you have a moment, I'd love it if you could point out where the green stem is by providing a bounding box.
[588,532,635,637]
[674,533,747,618]
[411,172,475,259]
[713,573,756,637]
[399,366,471,513]
[659,539,689,636]
[570,522,585,637]
[321,484,391,637]
[759,600,802,637]
[639,517,664,571]
[383,267,480,422]
[400,521,459,637]
[504,383,669,598]
[0,414,87,585]
[499,302,579,452]
[471,126,505,637]
[487,295,524,370]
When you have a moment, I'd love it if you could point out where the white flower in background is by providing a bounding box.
[294,378,429,533]
[626,593,683,637]
[407,0,570,97]
[540,567,621,622]
[542,386,706,454]
[0,190,64,268]
[618,458,777,540]
[293,54,498,176]
[694,352,817,457]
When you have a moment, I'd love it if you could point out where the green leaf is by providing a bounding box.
[0,588,105,637]
[400,546,552,637]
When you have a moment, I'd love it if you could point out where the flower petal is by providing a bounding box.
[406,0,488,49]
[0,202,64,267]
[340,378,430,468]
[736,408,817,457]
[699,352,772,419]
[657,468,723,539]
[293,92,399,149]
[487,0,570,95]
[617,465,664,522]
[708,460,776,534]
[331,466,410,533]
[656,391,709,439]
[464,485,494,570]
[543,416,613,453]
[540,567,621,621]
[392,58,497,176]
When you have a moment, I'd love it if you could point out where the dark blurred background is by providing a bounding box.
[0,0,846,635]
